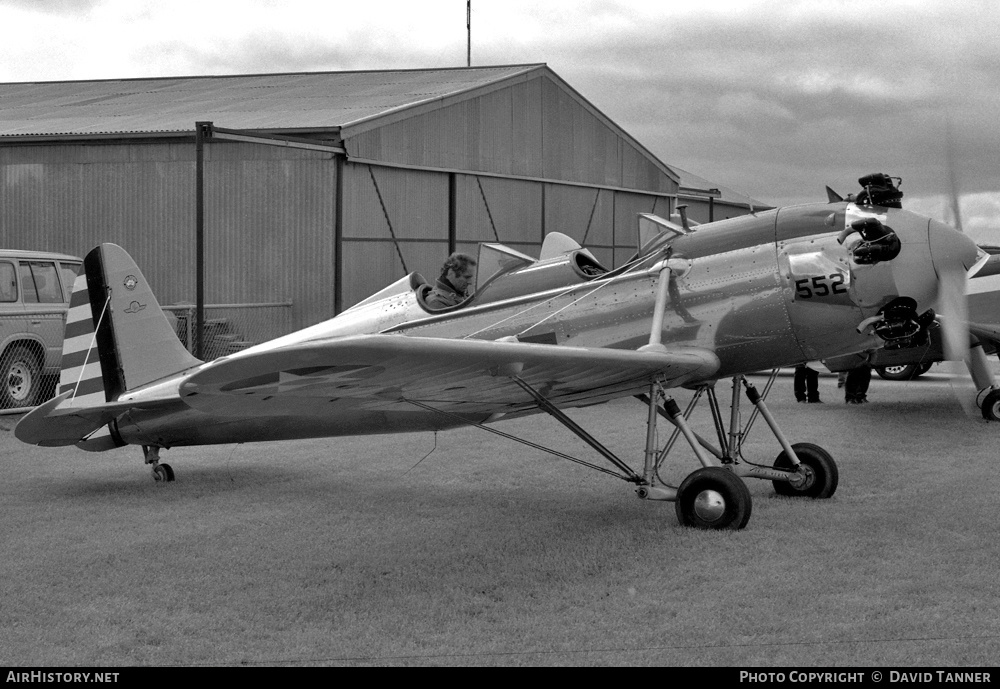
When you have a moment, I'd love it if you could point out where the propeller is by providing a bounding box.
[928,138,989,414]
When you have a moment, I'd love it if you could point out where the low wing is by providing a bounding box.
[180,334,720,418]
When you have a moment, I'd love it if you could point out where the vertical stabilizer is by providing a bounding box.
[60,244,202,405]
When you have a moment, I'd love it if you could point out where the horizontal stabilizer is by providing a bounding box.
[15,387,179,448]
[14,392,130,446]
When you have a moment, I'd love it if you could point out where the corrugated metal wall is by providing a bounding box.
[202,143,336,332]
[337,161,672,307]
[455,174,542,247]
[340,163,449,307]
[0,143,197,300]
[0,142,337,336]
[345,73,673,195]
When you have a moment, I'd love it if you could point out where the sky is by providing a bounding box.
[2,0,999,242]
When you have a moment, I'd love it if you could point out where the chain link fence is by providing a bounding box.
[164,302,293,360]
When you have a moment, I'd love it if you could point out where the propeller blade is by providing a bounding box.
[927,217,979,415]
[945,119,964,233]
[937,264,978,414]
[938,266,968,363]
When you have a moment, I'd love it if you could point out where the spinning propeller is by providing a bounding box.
[927,161,992,415]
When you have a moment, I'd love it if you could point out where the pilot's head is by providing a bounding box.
[443,253,477,292]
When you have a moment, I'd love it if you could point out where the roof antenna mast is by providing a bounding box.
[467,0,471,66]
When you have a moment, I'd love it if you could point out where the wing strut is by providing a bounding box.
[508,376,643,481]
[405,398,634,480]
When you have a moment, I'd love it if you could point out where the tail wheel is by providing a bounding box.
[2,345,42,408]
[152,464,175,482]
[772,442,839,499]
[675,467,752,530]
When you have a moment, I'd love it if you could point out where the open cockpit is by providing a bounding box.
[414,233,611,313]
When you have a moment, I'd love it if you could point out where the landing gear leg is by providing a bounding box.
[643,373,838,500]
[967,343,1000,421]
[638,381,751,530]
[143,445,174,482]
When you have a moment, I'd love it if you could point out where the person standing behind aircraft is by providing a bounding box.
[845,364,872,404]
[426,252,477,309]
[794,364,822,403]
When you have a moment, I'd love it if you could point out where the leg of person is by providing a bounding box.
[845,367,870,404]
[806,366,822,403]
[794,365,807,402]
[855,365,872,403]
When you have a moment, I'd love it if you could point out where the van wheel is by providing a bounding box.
[2,346,42,408]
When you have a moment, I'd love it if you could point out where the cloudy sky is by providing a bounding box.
[3,0,999,241]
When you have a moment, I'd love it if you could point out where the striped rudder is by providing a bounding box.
[59,271,111,407]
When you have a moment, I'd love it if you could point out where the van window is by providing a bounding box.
[0,262,16,302]
[20,261,63,304]
[59,263,80,301]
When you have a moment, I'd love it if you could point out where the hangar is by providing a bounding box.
[0,64,761,351]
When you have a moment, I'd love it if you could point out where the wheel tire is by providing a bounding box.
[981,389,1000,421]
[772,442,839,499]
[675,467,752,530]
[1,345,42,408]
[876,364,922,381]
[152,464,175,482]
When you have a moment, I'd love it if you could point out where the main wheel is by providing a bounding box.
[772,443,838,498]
[980,389,1000,421]
[152,464,175,482]
[1,345,42,408]
[876,364,923,381]
[675,467,752,530]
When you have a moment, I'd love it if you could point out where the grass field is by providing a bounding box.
[2,371,999,667]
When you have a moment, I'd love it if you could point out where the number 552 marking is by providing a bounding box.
[794,274,849,299]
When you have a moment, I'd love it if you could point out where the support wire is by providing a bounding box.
[405,399,634,481]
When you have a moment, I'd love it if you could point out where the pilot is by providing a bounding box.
[425,252,477,310]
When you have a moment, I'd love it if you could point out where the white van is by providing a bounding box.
[0,250,82,408]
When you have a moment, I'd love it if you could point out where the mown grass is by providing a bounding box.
[1,371,999,666]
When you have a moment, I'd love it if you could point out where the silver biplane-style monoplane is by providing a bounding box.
[16,174,982,529]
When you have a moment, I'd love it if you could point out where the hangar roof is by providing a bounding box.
[0,64,680,190]
[0,65,548,138]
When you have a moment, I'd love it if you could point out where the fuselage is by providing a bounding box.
[109,201,969,449]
